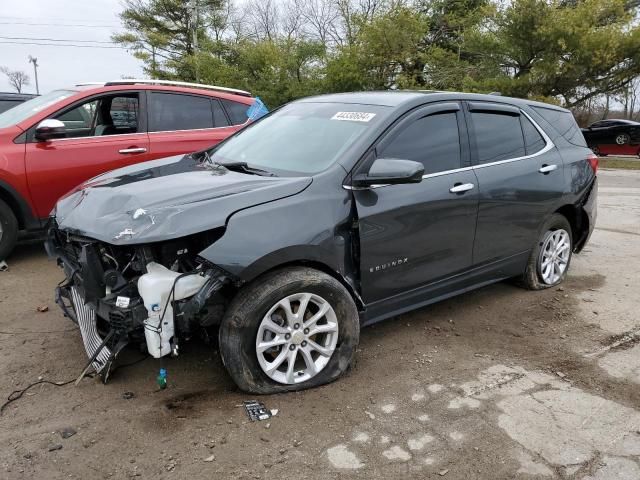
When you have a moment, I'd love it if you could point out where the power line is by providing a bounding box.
[0,41,126,49]
[0,21,118,28]
[0,36,116,44]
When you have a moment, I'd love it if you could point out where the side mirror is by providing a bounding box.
[35,119,66,141]
[353,158,424,187]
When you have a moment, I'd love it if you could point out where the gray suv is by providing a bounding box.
[46,91,597,393]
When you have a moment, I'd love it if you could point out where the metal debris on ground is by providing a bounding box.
[59,427,77,439]
[243,400,273,421]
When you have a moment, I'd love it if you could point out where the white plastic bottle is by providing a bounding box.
[137,262,209,358]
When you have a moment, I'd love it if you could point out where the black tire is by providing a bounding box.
[219,266,360,394]
[519,214,573,290]
[0,199,18,261]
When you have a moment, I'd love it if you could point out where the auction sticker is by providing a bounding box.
[331,112,376,122]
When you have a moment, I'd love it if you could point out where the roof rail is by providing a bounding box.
[103,79,252,97]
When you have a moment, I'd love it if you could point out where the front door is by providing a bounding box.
[353,103,479,304]
[25,92,152,218]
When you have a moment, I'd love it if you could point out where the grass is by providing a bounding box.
[598,157,640,170]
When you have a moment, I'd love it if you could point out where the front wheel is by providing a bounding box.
[0,199,18,261]
[520,214,573,290]
[219,267,360,394]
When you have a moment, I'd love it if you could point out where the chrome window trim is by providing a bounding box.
[32,121,248,143]
[343,109,554,191]
[40,131,147,143]
[147,122,246,135]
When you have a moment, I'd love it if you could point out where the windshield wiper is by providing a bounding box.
[217,161,277,177]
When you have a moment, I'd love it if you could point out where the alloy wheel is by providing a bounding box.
[256,292,339,384]
[615,134,630,145]
[538,229,571,285]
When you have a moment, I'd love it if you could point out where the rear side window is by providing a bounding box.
[380,112,461,174]
[471,112,525,163]
[221,99,249,125]
[212,100,229,127]
[531,106,587,147]
[521,116,546,155]
[149,92,213,132]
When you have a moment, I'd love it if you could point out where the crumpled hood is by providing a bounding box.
[54,154,312,244]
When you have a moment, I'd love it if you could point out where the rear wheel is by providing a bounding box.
[219,267,360,394]
[0,199,18,261]
[520,214,573,290]
[615,133,631,145]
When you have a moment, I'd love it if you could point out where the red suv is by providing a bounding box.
[0,80,259,259]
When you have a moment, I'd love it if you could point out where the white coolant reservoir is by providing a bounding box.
[138,262,209,358]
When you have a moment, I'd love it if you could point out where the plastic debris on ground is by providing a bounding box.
[0,260,7,272]
[244,400,275,421]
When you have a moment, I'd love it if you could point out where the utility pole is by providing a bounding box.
[28,56,39,94]
[191,0,199,82]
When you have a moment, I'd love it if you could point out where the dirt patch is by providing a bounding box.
[1,171,639,479]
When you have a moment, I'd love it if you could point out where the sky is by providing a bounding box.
[0,0,144,94]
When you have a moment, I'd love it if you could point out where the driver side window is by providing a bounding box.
[379,112,462,175]
[52,94,140,139]
[55,100,98,138]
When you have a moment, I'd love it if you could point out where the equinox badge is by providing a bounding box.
[370,258,408,273]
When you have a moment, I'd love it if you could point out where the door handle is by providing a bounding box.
[449,183,475,194]
[119,147,147,154]
[538,164,558,174]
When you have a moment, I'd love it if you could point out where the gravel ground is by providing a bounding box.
[0,168,639,480]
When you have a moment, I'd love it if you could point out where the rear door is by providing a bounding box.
[24,91,152,218]
[146,91,239,157]
[353,102,479,304]
[467,102,565,268]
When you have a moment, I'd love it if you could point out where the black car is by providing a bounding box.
[46,91,598,393]
[0,92,37,114]
[581,118,640,151]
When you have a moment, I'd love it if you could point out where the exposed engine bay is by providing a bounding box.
[46,224,235,381]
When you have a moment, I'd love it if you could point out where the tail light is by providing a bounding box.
[587,153,598,174]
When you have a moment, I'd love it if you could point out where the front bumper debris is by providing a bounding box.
[69,287,117,378]
[47,222,229,383]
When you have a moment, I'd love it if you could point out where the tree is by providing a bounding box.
[462,0,640,106]
[0,67,30,93]
[113,0,640,110]
[325,5,430,91]
[112,0,225,80]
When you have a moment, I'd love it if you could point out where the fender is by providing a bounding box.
[198,179,359,291]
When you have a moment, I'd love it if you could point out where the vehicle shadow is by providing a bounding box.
[7,237,47,264]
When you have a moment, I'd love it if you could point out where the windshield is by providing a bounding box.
[0,89,77,129]
[208,102,388,175]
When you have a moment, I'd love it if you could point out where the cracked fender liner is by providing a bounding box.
[219,266,359,394]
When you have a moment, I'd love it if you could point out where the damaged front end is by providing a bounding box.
[46,224,232,382]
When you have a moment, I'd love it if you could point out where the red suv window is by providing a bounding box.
[149,92,229,131]
[221,99,249,125]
